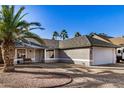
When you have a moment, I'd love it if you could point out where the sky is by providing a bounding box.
[4,5,124,39]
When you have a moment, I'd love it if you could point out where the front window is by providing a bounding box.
[17,49,26,59]
[46,50,54,58]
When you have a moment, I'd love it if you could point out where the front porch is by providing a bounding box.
[14,48,45,64]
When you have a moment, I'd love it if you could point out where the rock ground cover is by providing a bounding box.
[0,63,124,88]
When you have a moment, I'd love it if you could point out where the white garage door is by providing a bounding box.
[92,47,116,65]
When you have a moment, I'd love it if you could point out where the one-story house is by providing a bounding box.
[44,35,118,66]
[0,35,118,66]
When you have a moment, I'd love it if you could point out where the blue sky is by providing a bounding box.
[12,5,124,38]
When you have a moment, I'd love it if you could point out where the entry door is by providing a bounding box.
[35,49,44,62]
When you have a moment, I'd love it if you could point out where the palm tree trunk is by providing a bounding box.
[1,41,15,72]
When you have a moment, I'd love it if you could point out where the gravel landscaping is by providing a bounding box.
[1,63,124,88]
[0,65,72,88]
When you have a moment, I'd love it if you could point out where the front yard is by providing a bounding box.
[0,63,124,88]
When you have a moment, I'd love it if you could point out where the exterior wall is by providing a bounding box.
[27,48,35,62]
[58,48,91,66]
[92,47,116,65]
[5,46,116,66]
[54,49,59,58]
[44,48,91,66]
[35,49,44,62]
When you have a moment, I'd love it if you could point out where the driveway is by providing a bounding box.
[1,63,124,88]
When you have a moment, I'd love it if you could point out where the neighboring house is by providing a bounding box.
[109,37,124,62]
[91,33,113,43]
[0,35,118,66]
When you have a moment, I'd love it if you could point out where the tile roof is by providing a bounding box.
[59,36,91,49]
[43,35,118,49]
[43,39,59,49]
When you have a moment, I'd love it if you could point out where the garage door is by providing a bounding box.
[92,47,115,65]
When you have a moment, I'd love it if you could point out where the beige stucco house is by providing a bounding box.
[44,35,117,66]
[0,35,118,66]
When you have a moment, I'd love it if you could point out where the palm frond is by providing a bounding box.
[28,22,41,26]
[12,6,25,25]
[9,6,14,20]
[29,27,45,30]
[17,13,28,23]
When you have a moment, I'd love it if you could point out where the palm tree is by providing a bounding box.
[52,31,59,40]
[0,5,44,72]
[74,32,81,37]
[60,29,68,40]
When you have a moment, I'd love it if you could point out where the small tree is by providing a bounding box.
[52,31,59,40]
[74,32,81,37]
[60,29,68,40]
